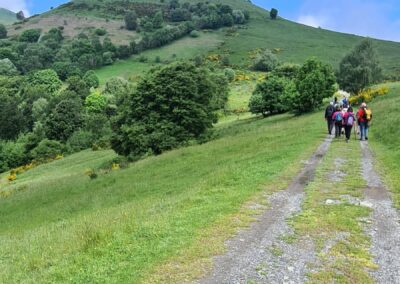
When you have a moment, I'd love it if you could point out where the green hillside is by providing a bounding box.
[0,8,16,25]
[369,82,400,208]
[6,0,400,80]
[0,111,325,283]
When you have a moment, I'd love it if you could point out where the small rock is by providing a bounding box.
[325,199,341,205]
[287,266,294,272]
[360,201,373,208]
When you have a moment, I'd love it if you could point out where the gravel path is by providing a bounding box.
[199,136,332,284]
[361,141,400,283]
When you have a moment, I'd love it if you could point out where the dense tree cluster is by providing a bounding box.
[249,59,337,116]
[0,69,115,172]
[0,1,250,79]
[0,60,229,172]
[338,39,382,94]
[111,62,229,158]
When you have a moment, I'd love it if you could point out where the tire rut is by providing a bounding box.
[361,142,400,283]
[198,136,332,284]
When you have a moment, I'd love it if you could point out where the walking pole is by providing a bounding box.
[354,120,358,140]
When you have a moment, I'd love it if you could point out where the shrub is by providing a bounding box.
[31,139,64,161]
[152,11,164,29]
[0,58,18,76]
[124,11,138,31]
[221,56,230,66]
[111,62,227,157]
[138,55,148,62]
[224,68,236,82]
[292,59,337,114]
[270,8,278,19]
[83,70,100,88]
[19,29,41,42]
[252,49,279,72]
[67,130,94,151]
[249,76,294,117]
[28,69,62,94]
[85,91,107,113]
[232,10,245,24]
[338,39,382,94]
[0,24,7,39]
[103,51,114,65]
[45,99,83,142]
[95,28,107,36]
[271,63,300,80]
[170,8,191,22]
[190,30,200,38]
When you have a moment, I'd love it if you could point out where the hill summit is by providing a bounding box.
[0,8,16,25]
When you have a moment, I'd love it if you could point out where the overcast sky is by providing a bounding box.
[1,0,400,42]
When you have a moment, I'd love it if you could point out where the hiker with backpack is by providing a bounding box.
[332,106,343,138]
[357,103,372,141]
[343,107,355,142]
[325,102,335,135]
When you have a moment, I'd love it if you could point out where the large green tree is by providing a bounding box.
[45,99,83,141]
[292,59,337,113]
[124,11,138,31]
[338,39,382,94]
[0,93,25,140]
[249,76,295,117]
[0,58,19,76]
[252,49,279,72]
[111,62,227,157]
[27,69,62,94]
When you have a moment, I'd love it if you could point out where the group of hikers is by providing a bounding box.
[324,97,373,142]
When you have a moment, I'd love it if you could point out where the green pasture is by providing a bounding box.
[95,31,223,84]
[0,109,326,283]
[369,82,400,208]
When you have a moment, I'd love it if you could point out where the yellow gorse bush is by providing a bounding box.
[7,173,17,182]
[349,87,389,105]
[206,54,221,62]
[6,154,64,183]
[248,48,263,59]
[234,71,264,82]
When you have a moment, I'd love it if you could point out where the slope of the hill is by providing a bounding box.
[6,0,400,78]
[0,110,326,283]
[0,8,16,25]
[368,82,400,208]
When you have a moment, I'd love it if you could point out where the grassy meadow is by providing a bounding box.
[95,31,223,84]
[368,82,400,208]
[0,107,327,283]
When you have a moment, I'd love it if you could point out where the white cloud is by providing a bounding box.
[295,0,400,42]
[297,15,326,28]
[0,0,30,16]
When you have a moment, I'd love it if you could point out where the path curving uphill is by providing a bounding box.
[199,136,332,284]
[361,142,400,283]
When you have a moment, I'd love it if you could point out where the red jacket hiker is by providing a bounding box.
[357,108,367,123]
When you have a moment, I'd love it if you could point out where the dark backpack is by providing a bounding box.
[326,106,334,118]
